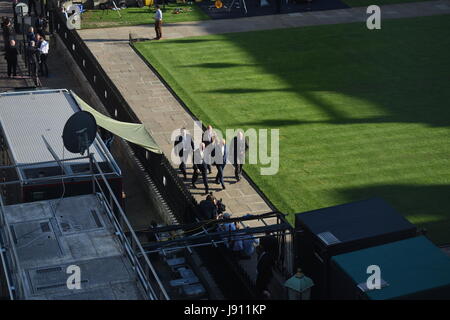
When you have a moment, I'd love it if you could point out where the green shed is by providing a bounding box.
[330,236,450,299]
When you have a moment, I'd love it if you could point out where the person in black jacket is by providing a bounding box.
[174,127,194,180]
[35,15,47,35]
[26,26,36,44]
[255,236,278,298]
[274,0,282,13]
[202,125,215,174]
[230,131,248,182]
[26,41,41,86]
[5,40,18,78]
[192,142,209,195]
[1,17,13,49]
[214,138,227,190]
[28,0,39,16]
[198,194,218,220]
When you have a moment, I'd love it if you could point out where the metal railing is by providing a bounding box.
[0,197,26,300]
[90,156,169,300]
[0,155,169,300]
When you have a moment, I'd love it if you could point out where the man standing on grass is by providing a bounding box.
[154,5,163,40]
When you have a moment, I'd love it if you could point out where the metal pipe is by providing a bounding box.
[91,160,169,300]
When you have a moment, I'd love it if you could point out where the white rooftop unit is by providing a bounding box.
[0,89,122,204]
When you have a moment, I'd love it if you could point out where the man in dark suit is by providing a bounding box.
[203,125,215,174]
[26,41,41,87]
[214,138,227,190]
[28,0,39,16]
[174,128,194,180]
[274,0,282,13]
[1,18,13,50]
[5,40,18,78]
[198,194,218,220]
[35,15,47,36]
[231,131,248,181]
[192,143,209,195]
[255,236,278,298]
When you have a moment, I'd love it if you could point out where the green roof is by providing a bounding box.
[332,236,450,299]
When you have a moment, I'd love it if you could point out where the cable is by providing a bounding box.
[53,145,66,213]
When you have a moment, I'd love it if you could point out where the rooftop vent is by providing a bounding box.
[317,231,341,246]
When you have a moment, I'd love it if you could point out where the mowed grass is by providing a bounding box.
[135,15,450,244]
[81,4,209,29]
[343,0,431,7]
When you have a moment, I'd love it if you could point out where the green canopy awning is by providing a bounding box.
[71,91,162,155]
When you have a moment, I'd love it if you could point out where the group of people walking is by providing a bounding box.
[174,125,248,194]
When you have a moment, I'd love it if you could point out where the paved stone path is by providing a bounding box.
[78,0,449,222]
[78,42,274,223]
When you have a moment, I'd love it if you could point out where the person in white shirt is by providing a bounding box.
[154,5,163,40]
[202,125,215,146]
[37,34,49,77]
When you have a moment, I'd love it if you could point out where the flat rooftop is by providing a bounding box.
[1,194,145,300]
[0,89,118,174]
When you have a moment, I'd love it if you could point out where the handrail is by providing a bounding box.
[0,206,15,299]
[90,156,169,300]
[0,196,26,299]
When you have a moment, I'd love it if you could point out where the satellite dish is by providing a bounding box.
[15,3,29,16]
[63,111,97,155]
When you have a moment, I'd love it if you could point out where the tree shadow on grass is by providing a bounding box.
[202,87,293,94]
[239,114,448,127]
[339,184,450,245]
[181,62,258,69]
[212,17,450,127]
[159,38,218,44]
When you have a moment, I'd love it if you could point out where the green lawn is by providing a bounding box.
[81,4,209,29]
[343,0,431,7]
[135,15,450,244]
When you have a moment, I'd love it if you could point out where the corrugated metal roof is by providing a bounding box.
[0,89,104,165]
